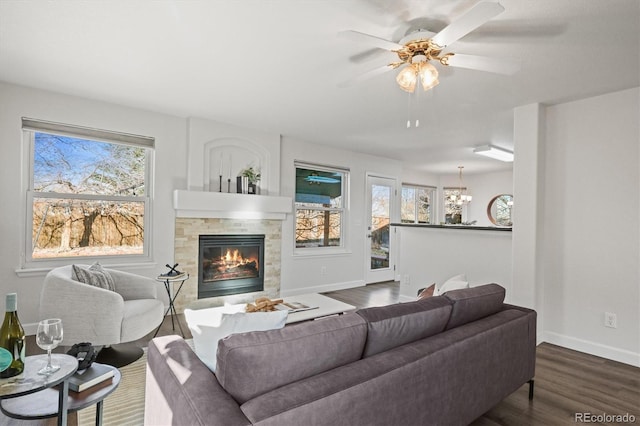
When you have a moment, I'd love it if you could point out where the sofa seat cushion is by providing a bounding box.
[355,296,452,357]
[444,283,506,330]
[216,313,367,404]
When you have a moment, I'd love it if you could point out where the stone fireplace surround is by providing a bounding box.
[173,216,283,313]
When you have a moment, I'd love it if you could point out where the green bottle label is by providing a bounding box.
[0,347,12,372]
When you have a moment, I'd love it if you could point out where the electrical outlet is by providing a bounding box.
[403,274,410,286]
[604,312,617,328]
[320,266,327,276]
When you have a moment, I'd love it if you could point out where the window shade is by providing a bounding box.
[22,117,154,148]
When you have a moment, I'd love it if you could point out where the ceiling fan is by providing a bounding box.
[339,2,520,93]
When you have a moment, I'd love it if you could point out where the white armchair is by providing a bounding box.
[39,265,167,366]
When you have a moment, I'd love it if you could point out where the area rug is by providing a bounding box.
[77,351,147,426]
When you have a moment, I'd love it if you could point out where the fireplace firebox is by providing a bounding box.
[198,234,265,298]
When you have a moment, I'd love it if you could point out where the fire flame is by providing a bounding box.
[221,249,258,268]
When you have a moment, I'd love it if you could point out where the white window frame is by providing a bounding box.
[401,183,436,224]
[21,118,154,269]
[293,161,349,255]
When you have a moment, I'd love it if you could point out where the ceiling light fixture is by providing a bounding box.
[450,166,472,205]
[395,54,440,93]
[473,144,514,162]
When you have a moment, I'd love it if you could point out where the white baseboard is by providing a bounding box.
[543,331,640,367]
[280,280,365,297]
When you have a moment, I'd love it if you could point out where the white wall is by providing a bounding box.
[396,227,513,300]
[0,82,186,332]
[511,103,545,315]
[279,137,402,295]
[542,88,639,366]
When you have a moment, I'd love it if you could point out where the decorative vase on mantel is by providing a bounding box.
[238,166,261,195]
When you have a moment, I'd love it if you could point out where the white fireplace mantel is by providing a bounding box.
[173,190,292,220]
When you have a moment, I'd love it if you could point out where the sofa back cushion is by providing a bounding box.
[355,296,452,357]
[443,283,506,330]
[216,312,367,404]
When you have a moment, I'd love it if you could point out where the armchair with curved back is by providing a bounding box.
[39,264,167,367]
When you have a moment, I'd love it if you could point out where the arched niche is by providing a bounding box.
[203,138,270,194]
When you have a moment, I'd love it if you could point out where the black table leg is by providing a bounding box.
[58,379,69,426]
[96,400,103,426]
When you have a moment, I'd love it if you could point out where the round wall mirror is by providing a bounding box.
[487,194,514,227]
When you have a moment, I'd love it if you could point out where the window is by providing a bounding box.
[23,118,154,263]
[401,184,435,224]
[294,163,348,250]
[443,187,465,224]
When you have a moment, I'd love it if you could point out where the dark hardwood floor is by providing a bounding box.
[28,281,639,425]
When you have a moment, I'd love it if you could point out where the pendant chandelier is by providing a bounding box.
[450,166,472,205]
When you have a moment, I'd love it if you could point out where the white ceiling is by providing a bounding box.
[1,1,638,175]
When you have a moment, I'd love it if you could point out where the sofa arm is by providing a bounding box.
[145,335,251,426]
[40,273,124,346]
[107,269,160,301]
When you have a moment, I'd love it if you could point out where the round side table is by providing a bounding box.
[1,362,120,426]
[0,354,78,426]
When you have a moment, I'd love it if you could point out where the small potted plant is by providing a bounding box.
[238,165,261,194]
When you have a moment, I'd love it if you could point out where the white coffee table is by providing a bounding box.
[185,293,356,325]
[283,293,356,323]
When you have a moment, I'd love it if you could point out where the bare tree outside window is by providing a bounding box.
[401,185,434,224]
[443,188,464,224]
[29,131,150,259]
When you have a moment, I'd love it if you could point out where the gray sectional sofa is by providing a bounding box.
[144,284,536,426]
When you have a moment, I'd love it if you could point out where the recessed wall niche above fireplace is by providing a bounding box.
[198,234,265,298]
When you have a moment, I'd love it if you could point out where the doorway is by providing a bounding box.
[365,175,396,283]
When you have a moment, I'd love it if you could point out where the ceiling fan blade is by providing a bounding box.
[443,53,520,75]
[431,2,505,48]
[338,30,404,51]
[338,64,395,88]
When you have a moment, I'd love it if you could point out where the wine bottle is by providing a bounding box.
[0,293,26,378]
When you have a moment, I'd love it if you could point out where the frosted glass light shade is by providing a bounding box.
[419,62,439,90]
[396,64,418,93]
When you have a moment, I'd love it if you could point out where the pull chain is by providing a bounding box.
[406,91,411,128]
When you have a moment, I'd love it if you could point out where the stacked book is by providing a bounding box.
[158,263,187,280]
[274,301,318,313]
[68,363,115,392]
[157,270,187,280]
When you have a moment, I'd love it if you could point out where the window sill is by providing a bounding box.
[293,248,353,258]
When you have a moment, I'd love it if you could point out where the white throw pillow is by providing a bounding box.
[434,274,469,296]
[184,307,288,372]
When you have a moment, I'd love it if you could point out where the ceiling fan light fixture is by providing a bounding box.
[473,144,514,162]
[396,64,418,93]
[397,61,440,93]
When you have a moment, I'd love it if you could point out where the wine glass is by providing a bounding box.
[36,318,63,375]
